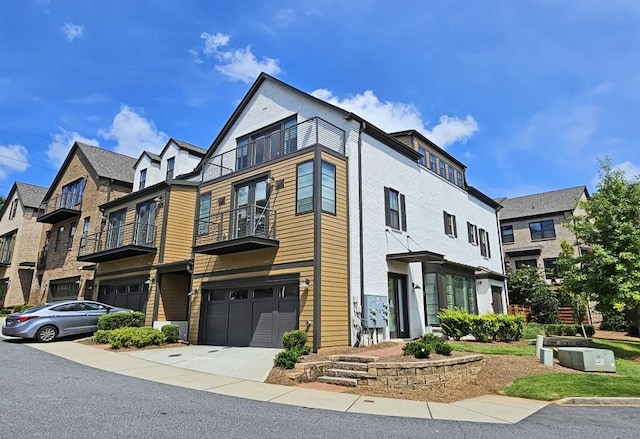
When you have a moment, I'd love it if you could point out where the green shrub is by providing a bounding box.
[576,324,596,337]
[494,314,525,342]
[563,325,577,336]
[599,309,628,332]
[94,330,111,344]
[273,349,302,369]
[542,323,595,337]
[421,333,453,355]
[469,314,497,342]
[522,323,546,339]
[282,330,308,351]
[438,308,472,340]
[0,308,10,315]
[161,324,180,343]
[526,288,560,324]
[13,304,34,312]
[97,311,145,330]
[108,327,166,349]
[402,340,431,359]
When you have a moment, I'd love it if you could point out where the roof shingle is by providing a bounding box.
[77,142,137,184]
[15,182,48,208]
[498,186,588,220]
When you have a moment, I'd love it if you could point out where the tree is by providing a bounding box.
[506,266,559,324]
[569,158,640,322]
[557,240,591,335]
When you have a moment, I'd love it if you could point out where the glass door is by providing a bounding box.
[106,209,126,249]
[134,201,156,245]
[388,273,409,338]
[234,179,269,239]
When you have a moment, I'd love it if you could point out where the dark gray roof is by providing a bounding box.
[146,151,161,162]
[498,186,588,220]
[172,139,207,156]
[77,142,137,184]
[15,182,48,208]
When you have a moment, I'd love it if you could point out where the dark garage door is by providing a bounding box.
[97,279,149,313]
[201,281,299,348]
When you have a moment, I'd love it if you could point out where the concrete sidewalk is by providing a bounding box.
[22,340,549,424]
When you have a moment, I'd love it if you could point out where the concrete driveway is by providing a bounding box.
[122,345,281,382]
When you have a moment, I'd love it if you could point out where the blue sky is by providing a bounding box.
[1,0,639,199]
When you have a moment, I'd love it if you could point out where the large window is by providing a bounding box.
[54,226,65,252]
[418,146,427,166]
[139,169,147,190]
[467,222,478,245]
[197,192,211,235]
[385,187,406,231]
[443,211,457,237]
[444,274,477,314]
[529,219,555,240]
[166,158,175,180]
[501,225,514,243]
[296,161,313,214]
[438,160,446,177]
[0,232,14,264]
[544,258,561,279]
[296,160,337,215]
[479,228,491,258]
[321,161,336,214]
[455,170,464,188]
[236,118,298,172]
[515,259,537,269]
[447,165,455,184]
[429,153,437,172]
[61,178,85,209]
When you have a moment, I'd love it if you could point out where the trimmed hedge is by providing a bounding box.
[543,323,595,338]
[97,311,145,331]
[13,304,34,312]
[273,330,311,369]
[438,309,524,342]
[402,334,453,359]
[107,327,166,349]
[94,329,111,344]
[161,324,180,343]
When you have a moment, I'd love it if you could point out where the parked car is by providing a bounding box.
[1,300,132,342]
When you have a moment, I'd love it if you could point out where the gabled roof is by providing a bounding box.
[134,151,161,169]
[43,142,136,201]
[0,181,48,219]
[171,138,206,156]
[195,73,422,171]
[135,138,206,169]
[498,186,589,221]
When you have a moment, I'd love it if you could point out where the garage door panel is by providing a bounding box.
[205,302,228,345]
[251,301,275,347]
[228,301,251,346]
[275,299,299,347]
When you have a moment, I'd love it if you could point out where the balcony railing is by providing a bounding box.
[37,193,83,223]
[194,204,278,255]
[202,117,345,182]
[77,221,157,263]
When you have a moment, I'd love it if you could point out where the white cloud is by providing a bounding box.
[62,23,84,42]
[614,161,640,181]
[0,144,30,179]
[47,128,100,167]
[311,89,478,147]
[196,32,281,83]
[188,49,203,64]
[98,105,168,158]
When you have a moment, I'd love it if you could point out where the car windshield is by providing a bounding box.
[19,305,48,314]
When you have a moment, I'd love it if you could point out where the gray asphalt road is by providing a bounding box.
[0,339,637,439]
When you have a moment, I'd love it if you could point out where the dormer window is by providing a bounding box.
[139,169,147,190]
[166,157,175,180]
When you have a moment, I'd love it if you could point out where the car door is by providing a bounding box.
[49,303,86,336]
[78,302,109,332]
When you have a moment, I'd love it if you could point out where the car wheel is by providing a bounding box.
[36,325,57,343]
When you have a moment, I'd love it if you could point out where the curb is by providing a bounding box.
[556,397,640,406]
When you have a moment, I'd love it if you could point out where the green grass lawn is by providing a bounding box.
[451,338,640,401]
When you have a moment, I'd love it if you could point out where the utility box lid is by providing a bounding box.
[557,347,616,373]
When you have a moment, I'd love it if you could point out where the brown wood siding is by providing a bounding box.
[95,254,155,277]
[319,152,349,348]
[163,187,197,263]
[157,273,190,321]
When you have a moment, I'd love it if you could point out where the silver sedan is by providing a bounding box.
[1,300,132,342]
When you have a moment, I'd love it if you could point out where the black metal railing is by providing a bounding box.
[202,117,345,182]
[195,204,277,247]
[78,221,157,258]
[38,192,83,218]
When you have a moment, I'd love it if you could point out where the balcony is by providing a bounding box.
[38,193,83,224]
[77,221,157,263]
[202,117,345,182]
[194,204,278,255]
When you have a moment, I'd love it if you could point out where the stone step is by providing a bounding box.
[332,361,370,372]
[317,375,358,387]
[329,354,378,363]
[325,368,372,379]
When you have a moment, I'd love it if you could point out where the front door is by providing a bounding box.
[388,273,409,338]
[233,179,269,239]
[491,286,504,314]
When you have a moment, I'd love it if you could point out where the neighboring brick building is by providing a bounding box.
[31,142,136,304]
[0,182,48,306]
[496,186,590,286]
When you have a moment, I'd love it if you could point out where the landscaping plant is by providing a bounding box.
[273,330,311,369]
[97,311,145,331]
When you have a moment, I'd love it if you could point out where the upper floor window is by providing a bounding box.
[455,171,464,188]
[438,160,446,178]
[61,178,85,209]
[296,161,314,214]
[0,232,14,263]
[443,211,457,237]
[197,192,211,235]
[8,199,18,220]
[418,146,427,166]
[236,118,298,172]
[80,217,90,248]
[467,222,478,245]
[54,226,65,252]
[501,225,514,243]
[321,161,336,214]
[429,154,437,172]
[139,169,147,190]
[529,219,555,240]
[479,228,491,258]
[67,222,76,250]
[515,259,537,269]
[385,187,406,231]
[166,158,175,180]
[447,165,455,184]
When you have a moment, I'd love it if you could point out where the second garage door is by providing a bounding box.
[200,280,299,348]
